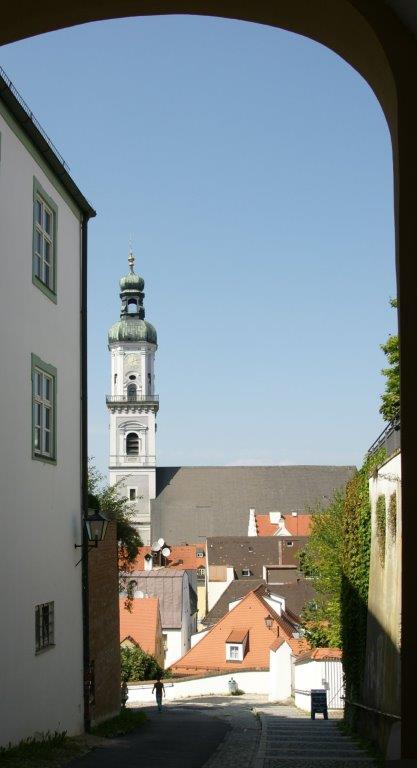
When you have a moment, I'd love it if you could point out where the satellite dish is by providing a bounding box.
[152,540,162,552]
[157,537,165,548]
[162,546,171,557]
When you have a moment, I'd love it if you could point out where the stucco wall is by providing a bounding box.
[127,670,269,703]
[361,452,401,754]
[269,643,292,702]
[0,106,84,745]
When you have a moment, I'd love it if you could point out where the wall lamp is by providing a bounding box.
[75,509,109,565]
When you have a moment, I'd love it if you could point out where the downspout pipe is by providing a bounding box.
[81,213,90,732]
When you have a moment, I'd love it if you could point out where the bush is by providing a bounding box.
[121,645,164,682]
[388,492,397,540]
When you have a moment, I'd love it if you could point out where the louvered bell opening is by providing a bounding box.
[126,432,139,455]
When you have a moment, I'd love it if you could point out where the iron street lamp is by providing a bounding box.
[75,509,109,564]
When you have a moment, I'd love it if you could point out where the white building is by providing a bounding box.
[0,68,95,746]
[107,251,158,545]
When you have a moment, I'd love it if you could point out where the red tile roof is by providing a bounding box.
[226,629,249,643]
[295,647,342,663]
[171,588,301,674]
[119,597,161,658]
[256,514,312,537]
[133,544,205,571]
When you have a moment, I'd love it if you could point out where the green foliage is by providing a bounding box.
[388,492,397,540]
[230,688,244,696]
[0,730,90,767]
[299,491,345,647]
[341,449,385,723]
[120,645,165,682]
[88,460,143,589]
[91,709,146,738]
[380,298,399,424]
[376,495,386,566]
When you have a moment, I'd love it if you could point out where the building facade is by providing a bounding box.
[107,251,158,545]
[0,69,95,746]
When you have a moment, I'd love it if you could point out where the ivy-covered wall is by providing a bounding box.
[340,449,386,724]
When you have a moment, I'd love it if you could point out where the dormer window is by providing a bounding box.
[286,541,293,547]
[225,630,248,662]
[196,550,204,558]
[241,568,251,577]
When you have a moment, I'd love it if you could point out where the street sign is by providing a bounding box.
[311,689,328,719]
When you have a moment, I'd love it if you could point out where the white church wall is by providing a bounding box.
[0,107,84,745]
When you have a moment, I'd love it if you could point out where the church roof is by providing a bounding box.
[108,317,157,344]
[151,465,356,543]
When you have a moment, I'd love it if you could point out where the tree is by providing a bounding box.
[299,491,345,647]
[121,645,165,682]
[88,460,142,599]
[380,298,399,423]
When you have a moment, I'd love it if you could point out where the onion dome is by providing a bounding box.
[108,249,157,345]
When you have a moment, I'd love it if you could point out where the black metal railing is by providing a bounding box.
[367,418,400,459]
[0,65,70,171]
[106,394,159,404]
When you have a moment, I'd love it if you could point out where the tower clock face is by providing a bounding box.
[125,353,139,367]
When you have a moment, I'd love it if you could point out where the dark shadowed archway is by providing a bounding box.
[2,0,417,758]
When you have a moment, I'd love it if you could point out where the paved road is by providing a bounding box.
[69,698,254,768]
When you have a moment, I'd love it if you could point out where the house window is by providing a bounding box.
[32,355,56,462]
[197,567,206,581]
[286,541,294,547]
[196,550,204,558]
[129,488,137,501]
[126,432,139,455]
[242,568,251,576]
[229,645,240,660]
[33,178,57,302]
[35,601,55,652]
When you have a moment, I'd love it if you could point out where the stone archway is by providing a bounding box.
[2,0,417,757]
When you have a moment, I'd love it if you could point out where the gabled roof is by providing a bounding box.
[151,466,355,542]
[256,514,312,537]
[202,578,316,628]
[171,588,300,673]
[126,569,187,629]
[207,536,307,577]
[119,597,161,657]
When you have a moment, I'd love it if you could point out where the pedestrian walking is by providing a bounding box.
[152,676,166,712]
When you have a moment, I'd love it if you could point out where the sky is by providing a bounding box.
[1,16,396,474]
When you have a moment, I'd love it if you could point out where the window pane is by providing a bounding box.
[34,254,41,278]
[34,426,41,451]
[45,407,50,429]
[34,371,40,396]
[35,199,42,225]
[44,377,51,401]
[44,430,50,454]
[44,209,52,235]
[44,241,51,264]
[44,263,50,287]
[35,230,42,256]
[35,403,42,427]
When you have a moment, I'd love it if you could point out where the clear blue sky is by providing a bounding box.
[1,16,396,474]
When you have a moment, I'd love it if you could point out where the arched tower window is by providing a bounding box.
[126,432,139,455]
[127,383,137,400]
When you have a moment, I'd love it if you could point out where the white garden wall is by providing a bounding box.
[294,659,344,711]
[128,670,269,704]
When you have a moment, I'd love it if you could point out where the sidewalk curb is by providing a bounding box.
[251,709,266,768]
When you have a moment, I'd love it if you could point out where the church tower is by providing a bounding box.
[107,249,158,545]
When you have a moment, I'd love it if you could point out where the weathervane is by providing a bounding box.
[128,235,135,274]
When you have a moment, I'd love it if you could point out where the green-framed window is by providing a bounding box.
[31,354,57,463]
[32,177,57,303]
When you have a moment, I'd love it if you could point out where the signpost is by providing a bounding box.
[310,689,328,719]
